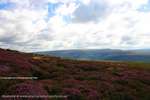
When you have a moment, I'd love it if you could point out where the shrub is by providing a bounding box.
[111,67,120,76]
[107,92,133,100]
[62,88,84,100]
[3,82,48,100]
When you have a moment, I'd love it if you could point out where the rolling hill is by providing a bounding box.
[0,48,150,100]
[37,49,150,62]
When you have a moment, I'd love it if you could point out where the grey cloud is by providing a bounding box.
[121,36,137,45]
[0,36,16,44]
[72,1,108,23]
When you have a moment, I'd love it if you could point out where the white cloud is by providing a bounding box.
[0,0,150,52]
[55,2,78,16]
[72,0,108,23]
[106,0,148,9]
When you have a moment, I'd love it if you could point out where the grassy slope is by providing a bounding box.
[0,49,150,100]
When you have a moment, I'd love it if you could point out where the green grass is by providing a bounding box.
[126,62,150,69]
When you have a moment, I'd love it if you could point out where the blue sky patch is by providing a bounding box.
[138,0,150,12]
[0,2,15,10]
[48,2,62,18]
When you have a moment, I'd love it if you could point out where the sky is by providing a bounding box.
[0,0,150,52]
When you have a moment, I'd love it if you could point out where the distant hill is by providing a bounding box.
[36,49,150,62]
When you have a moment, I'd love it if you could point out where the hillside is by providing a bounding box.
[37,49,150,62]
[0,48,150,100]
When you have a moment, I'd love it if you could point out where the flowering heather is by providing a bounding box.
[3,82,48,100]
[86,89,99,100]
[0,49,32,70]
[0,48,150,100]
[62,88,82,100]
[0,65,10,75]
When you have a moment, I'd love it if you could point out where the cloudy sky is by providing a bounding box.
[0,0,150,52]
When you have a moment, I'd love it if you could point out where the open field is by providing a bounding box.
[0,48,150,100]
